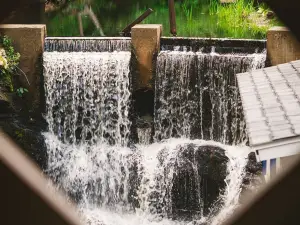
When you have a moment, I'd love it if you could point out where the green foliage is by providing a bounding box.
[15,130,24,140]
[0,35,20,92]
[46,0,280,39]
[16,87,29,97]
[213,0,280,39]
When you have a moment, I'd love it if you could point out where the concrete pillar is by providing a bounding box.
[267,26,300,66]
[0,24,46,113]
[131,24,162,90]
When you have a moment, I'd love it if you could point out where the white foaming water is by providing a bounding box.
[155,50,266,144]
[44,132,249,225]
[137,128,152,145]
[43,49,254,225]
[43,51,131,146]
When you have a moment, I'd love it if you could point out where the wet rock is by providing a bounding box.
[171,144,228,220]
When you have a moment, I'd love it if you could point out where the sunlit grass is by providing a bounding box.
[46,0,281,39]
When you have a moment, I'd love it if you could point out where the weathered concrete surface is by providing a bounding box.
[267,26,300,66]
[0,24,46,113]
[131,24,162,89]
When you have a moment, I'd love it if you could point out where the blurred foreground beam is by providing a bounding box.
[0,131,83,225]
[223,155,300,225]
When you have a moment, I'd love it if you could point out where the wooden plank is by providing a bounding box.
[0,130,83,225]
[223,154,300,225]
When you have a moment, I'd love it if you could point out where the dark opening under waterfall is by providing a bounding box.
[43,38,265,225]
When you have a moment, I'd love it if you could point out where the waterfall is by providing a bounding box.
[44,38,131,52]
[42,44,263,225]
[43,51,131,146]
[154,50,266,144]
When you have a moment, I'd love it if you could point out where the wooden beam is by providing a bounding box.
[223,154,300,225]
[0,130,83,225]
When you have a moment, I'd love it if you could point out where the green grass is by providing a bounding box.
[46,0,281,39]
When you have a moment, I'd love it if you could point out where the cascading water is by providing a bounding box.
[43,51,131,146]
[155,49,266,144]
[43,42,264,225]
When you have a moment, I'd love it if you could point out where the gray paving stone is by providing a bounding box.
[291,121,300,127]
[294,127,300,135]
[262,102,281,109]
[286,111,300,117]
[252,71,265,76]
[264,106,283,113]
[260,97,278,103]
[270,123,292,131]
[247,116,266,123]
[282,104,300,113]
[246,108,264,117]
[265,110,285,117]
[278,96,297,102]
[268,120,290,127]
[288,115,300,121]
[243,104,262,110]
[257,89,274,94]
[249,129,272,136]
[291,61,300,68]
[238,80,253,86]
[238,60,300,146]
[250,135,272,145]
[289,116,300,127]
[248,123,269,132]
[264,66,279,71]
[268,115,288,123]
[295,91,300,97]
[242,96,260,104]
[284,73,299,80]
[272,129,295,140]
[271,83,289,89]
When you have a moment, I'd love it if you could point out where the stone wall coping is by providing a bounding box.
[132,24,162,29]
[268,26,290,32]
[0,24,46,29]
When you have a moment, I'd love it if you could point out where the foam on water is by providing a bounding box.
[44,132,249,225]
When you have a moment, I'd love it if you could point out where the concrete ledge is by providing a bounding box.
[0,24,46,113]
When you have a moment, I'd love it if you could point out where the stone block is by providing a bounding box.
[267,26,300,66]
[131,24,162,90]
[0,24,46,113]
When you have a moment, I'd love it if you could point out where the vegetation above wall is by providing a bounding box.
[0,35,20,92]
[46,0,281,39]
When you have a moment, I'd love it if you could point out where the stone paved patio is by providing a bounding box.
[237,60,300,147]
